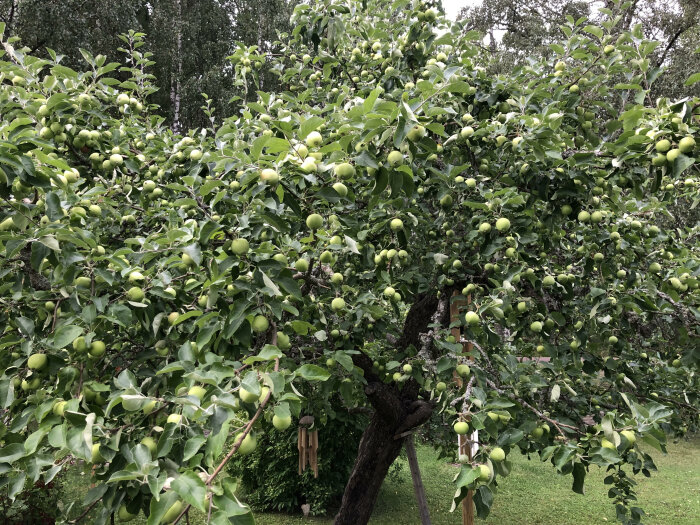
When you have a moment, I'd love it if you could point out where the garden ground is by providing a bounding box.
[64,434,699,524]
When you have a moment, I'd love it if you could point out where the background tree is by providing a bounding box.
[0,2,698,525]
[460,0,700,100]
[0,0,297,130]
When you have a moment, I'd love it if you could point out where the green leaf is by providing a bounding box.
[147,490,180,525]
[685,72,700,86]
[0,443,25,464]
[172,471,208,512]
[473,485,493,518]
[299,116,324,139]
[183,243,202,266]
[52,325,83,349]
[295,364,331,381]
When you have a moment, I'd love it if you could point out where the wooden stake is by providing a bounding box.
[404,433,432,525]
[451,290,475,525]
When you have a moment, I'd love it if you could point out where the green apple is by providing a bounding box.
[495,217,511,232]
[189,149,203,161]
[453,421,469,435]
[91,443,104,463]
[277,332,290,349]
[456,364,471,377]
[273,414,292,430]
[230,238,249,255]
[90,341,106,357]
[305,131,323,148]
[260,168,279,184]
[126,286,145,302]
[252,315,269,333]
[52,401,67,416]
[118,503,138,522]
[601,438,616,450]
[188,385,207,401]
[332,182,348,196]
[464,311,479,326]
[27,353,47,370]
[334,162,356,179]
[331,297,346,311]
[531,426,544,438]
[387,150,404,166]
[530,321,543,333]
[655,139,671,153]
[489,447,505,462]
[306,213,324,230]
[478,464,490,481]
[478,222,491,233]
[142,400,158,414]
[390,218,403,231]
[403,364,412,374]
[141,436,157,455]
[620,430,636,445]
[678,136,695,153]
[166,413,182,424]
[236,432,257,455]
[239,386,259,404]
[160,500,184,524]
[295,258,309,272]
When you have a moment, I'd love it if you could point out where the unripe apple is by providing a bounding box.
[456,364,471,377]
[230,238,250,255]
[126,286,145,302]
[464,311,479,326]
[306,213,324,230]
[260,168,279,184]
[453,421,469,435]
[252,315,269,333]
[387,150,404,166]
[27,353,47,370]
[305,131,323,148]
[118,504,138,522]
[160,501,184,524]
[236,432,257,454]
[272,413,293,430]
[390,218,403,231]
[331,297,346,311]
[91,443,104,463]
[166,413,182,425]
[489,447,505,462]
[188,385,207,401]
[478,464,490,481]
[678,136,695,153]
[495,217,510,232]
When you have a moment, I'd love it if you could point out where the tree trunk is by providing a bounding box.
[333,410,405,525]
[335,334,436,525]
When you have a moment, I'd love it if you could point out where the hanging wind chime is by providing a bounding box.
[297,415,319,478]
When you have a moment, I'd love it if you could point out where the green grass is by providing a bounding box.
[63,435,699,524]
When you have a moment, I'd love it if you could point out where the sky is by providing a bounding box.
[443,0,482,20]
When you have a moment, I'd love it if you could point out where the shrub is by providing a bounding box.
[229,412,366,516]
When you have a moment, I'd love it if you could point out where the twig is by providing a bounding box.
[172,332,280,524]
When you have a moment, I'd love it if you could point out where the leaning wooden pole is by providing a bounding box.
[451,291,475,525]
[404,433,432,525]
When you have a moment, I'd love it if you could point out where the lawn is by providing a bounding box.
[63,435,699,524]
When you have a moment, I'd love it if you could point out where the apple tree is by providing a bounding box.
[0,1,698,524]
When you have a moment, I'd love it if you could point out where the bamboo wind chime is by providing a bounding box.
[297,415,319,478]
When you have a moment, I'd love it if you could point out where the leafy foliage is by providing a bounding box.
[0,0,697,524]
[229,411,366,515]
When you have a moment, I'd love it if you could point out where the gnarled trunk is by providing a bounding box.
[334,291,443,525]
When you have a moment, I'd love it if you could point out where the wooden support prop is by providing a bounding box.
[451,290,475,525]
[404,433,432,525]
